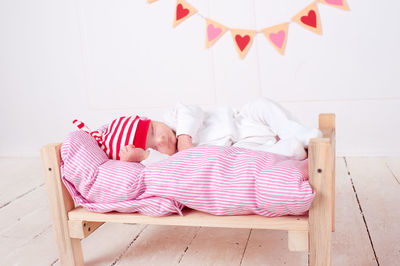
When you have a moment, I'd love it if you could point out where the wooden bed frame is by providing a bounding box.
[40,113,335,266]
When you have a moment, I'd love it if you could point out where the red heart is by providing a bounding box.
[235,34,250,52]
[301,10,317,28]
[176,4,189,21]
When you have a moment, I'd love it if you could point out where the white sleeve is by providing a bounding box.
[163,103,204,142]
[140,148,170,166]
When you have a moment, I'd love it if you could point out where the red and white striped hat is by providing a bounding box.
[73,116,151,160]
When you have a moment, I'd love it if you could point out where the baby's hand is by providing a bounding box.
[177,134,193,152]
[119,145,149,162]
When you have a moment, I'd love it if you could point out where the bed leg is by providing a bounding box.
[308,138,333,266]
[41,144,85,266]
[318,113,336,232]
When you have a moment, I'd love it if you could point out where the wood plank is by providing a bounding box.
[346,157,400,266]
[308,138,333,266]
[241,229,307,265]
[69,207,308,231]
[116,225,199,265]
[210,0,261,107]
[52,223,149,266]
[1,225,59,266]
[0,157,43,208]
[385,156,400,184]
[283,100,400,156]
[79,0,216,109]
[81,223,147,265]
[41,143,84,266]
[319,113,336,131]
[0,185,48,234]
[332,158,376,265]
[0,188,53,259]
[68,220,104,239]
[178,227,250,265]
[0,157,60,265]
[319,113,336,231]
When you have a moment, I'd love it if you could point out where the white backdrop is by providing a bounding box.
[1,0,399,156]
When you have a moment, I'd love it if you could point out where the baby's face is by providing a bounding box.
[145,121,177,155]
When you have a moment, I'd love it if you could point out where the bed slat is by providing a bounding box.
[68,207,309,231]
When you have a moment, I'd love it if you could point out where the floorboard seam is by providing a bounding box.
[344,157,380,266]
[385,162,400,185]
[0,183,44,209]
[33,224,52,240]
[49,258,59,266]
[239,229,252,266]
[177,226,201,264]
[110,225,148,266]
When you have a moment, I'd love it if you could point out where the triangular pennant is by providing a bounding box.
[292,2,322,35]
[205,19,228,48]
[173,0,198,28]
[262,23,289,55]
[318,0,349,11]
[231,29,257,59]
[147,0,158,3]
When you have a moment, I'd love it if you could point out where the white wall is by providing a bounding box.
[1,0,399,156]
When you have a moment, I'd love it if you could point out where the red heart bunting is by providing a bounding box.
[176,4,189,21]
[235,34,250,51]
[300,10,317,28]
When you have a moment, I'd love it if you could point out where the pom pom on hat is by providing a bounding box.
[73,116,151,160]
[72,119,103,142]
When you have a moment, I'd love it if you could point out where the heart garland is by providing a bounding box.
[176,4,189,21]
[231,29,257,59]
[301,10,317,28]
[262,23,289,55]
[173,0,197,27]
[149,0,349,59]
[320,0,349,10]
[292,2,322,35]
[205,19,227,48]
[236,35,250,52]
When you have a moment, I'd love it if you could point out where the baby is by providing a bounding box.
[118,120,187,162]
[75,98,322,165]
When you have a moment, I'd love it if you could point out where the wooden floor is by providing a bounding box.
[0,157,399,266]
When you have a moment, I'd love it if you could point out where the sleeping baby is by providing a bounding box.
[74,98,322,165]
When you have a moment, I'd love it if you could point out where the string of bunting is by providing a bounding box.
[147,0,349,59]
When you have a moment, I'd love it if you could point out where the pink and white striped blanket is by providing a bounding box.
[61,130,315,217]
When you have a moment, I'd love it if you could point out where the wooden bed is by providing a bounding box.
[40,113,335,266]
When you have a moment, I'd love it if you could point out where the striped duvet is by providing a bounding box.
[61,130,315,217]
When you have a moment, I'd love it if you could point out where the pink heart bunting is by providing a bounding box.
[325,0,343,6]
[269,30,285,49]
[207,24,222,42]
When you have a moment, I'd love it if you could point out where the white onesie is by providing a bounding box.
[141,98,322,165]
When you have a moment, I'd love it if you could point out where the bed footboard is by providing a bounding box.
[40,113,336,266]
